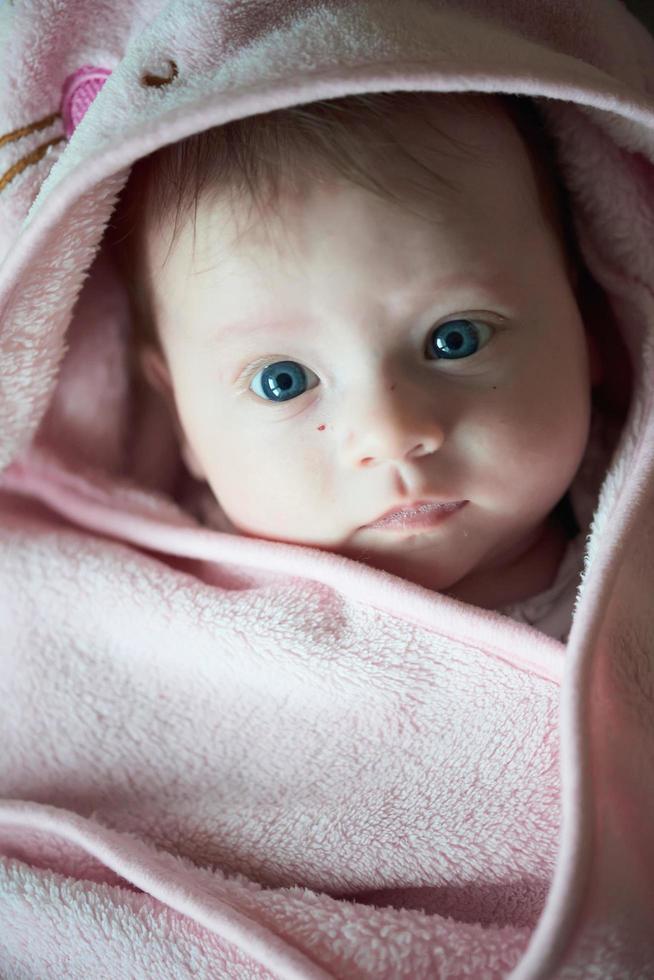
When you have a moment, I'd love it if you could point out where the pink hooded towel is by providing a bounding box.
[1,0,654,976]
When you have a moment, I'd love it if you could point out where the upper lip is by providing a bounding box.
[365,499,465,526]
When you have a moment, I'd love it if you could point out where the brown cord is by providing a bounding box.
[0,135,66,192]
[0,111,61,149]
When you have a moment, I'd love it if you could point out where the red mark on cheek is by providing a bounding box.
[317,424,326,431]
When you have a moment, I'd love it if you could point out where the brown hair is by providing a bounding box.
[105,90,580,359]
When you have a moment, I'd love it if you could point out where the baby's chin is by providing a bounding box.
[229,517,471,575]
[207,494,566,608]
[324,515,566,609]
[355,548,469,591]
[221,514,497,599]
[442,517,569,609]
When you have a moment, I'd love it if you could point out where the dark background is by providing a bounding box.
[624,0,654,35]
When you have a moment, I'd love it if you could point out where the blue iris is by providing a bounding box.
[258,360,306,403]
[431,319,481,359]
[254,319,482,403]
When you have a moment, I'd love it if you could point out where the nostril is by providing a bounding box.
[60,65,112,139]
[140,59,179,88]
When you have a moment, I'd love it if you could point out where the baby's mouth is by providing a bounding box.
[363,500,468,532]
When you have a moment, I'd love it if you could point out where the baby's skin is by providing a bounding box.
[141,95,602,610]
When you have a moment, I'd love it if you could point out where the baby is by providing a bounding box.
[107,90,603,612]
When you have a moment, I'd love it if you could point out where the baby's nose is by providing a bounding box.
[351,407,446,467]
[358,434,443,467]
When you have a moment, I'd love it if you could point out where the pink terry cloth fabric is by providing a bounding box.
[1,1,654,977]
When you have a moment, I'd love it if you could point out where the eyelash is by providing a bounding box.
[235,317,500,395]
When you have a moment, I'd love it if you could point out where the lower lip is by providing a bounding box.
[365,500,468,532]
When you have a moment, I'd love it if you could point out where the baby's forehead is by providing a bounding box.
[229,116,531,235]
[149,92,545,283]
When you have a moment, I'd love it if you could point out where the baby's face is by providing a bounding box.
[144,98,598,606]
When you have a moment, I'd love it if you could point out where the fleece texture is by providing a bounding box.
[1,1,654,977]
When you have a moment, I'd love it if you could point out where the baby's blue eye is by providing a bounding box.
[248,319,490,402]
[249,360,318,403]
[430,318,487,359]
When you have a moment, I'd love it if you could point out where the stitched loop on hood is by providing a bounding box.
[140,60,179,88]
[60,65,112,139]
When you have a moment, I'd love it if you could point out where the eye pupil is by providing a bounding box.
[446,330,463,350]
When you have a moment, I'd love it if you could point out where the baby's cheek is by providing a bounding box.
[471,382,564,482]
[489,377,589,511]
[209,429,310,530]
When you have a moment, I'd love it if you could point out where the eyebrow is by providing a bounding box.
[209,273,501,344]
